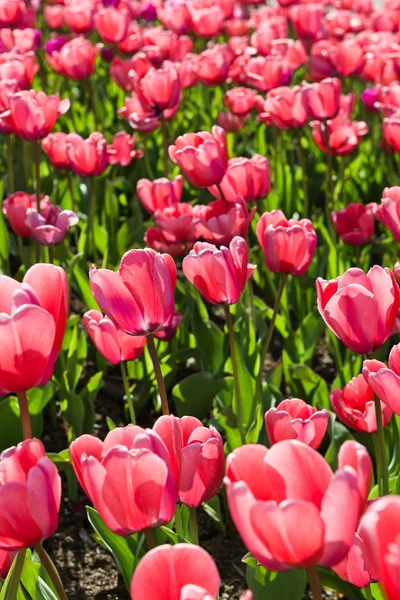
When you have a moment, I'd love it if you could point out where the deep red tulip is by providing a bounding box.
[46,37,99,80]
[331,203,375,245]
[154,204,197,246]
[169,126,228,188]
[130,544,220,600]
[260,86,307,129]
[375,186,400,241]
[363,343,400,416]
[332,520,378,589]
[256,210,317,276]
[153,415,224,507]
[95,7,130,44]
[135,65,181,112]
[209,155,271,203]
[25,204,78,247]
[316,266,400,354]
[83,310,146,365]
[64,0,94,33]
[107,132,143,166]
[223,87,259,116]
[290,3,325,39]
[3,192,51,238]
[194,198,256,246]
[182,236,255,305]
[265,399,328,449]
[311,115,368,156]
[67,132,108,177]
[0,439,61,550]
[225,440,371,570]
[190,6,225,37]
[42,131,81,170]
[136,176,183,214]
[330,373,392,433]
[0,550,16,578]
[69,426,177,534]
[302,78,342,120]
[89,248,176,336]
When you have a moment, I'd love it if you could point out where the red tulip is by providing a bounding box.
[46,37,99,80]
[130,544,220,600]
[3,192,51,238]
[332,521,378,588]
[331,203,375,245]
[190,6,225,37]
[194,198,255,246]
[169,126,228,188]
[290,3,325,39]
[135,65,181,112]
[0,550,16,578]
[209,155,271,203]
[225,440,371,570]
[67,132,108,177]
[363,343,400,415]
[69,426,177,534]
[256,210,317,276]
[182,237,255,305]
[89,248,176,336]
[375,186,400,241]
[136,176,183,214]
[95,7,130,44]
[316,266,400,355]
[25,204,78,247]
[83,310,146,365]
[309,41,336,82]
[265,399,328,449]
[154,204,197,245]
[0,52,38,89]
[260,86,307,129]
[107,132,143,166]
[42,132,81,170]
[311,115,368,156]
[330,373,392,433]
[64,0,94,33]
[302,78,342,120]
[223,87,259,115]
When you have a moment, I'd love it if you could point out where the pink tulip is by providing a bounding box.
[42,132,82,170]
[182,237,255,305]
[67,132,108,177]
[154,312,183,342]
[260,86,307,129]
[194,198,256,246]
[223,87,259,116]
[89,248,176,336]
[130,544,220,600]
[225,439,371,570]
[0,0,24,27]
[330,39,365,77]
[110,54,151,92]
[0,550,16,578]
[0,52,38,90]
[383,117,400,154]
[3,192,51,238]
[265,399,328,449]
[243,56,287,93]
[302,78,342,120]
[0,439,61,550]
[154,204,197,245]
[331,203,375,246]
[196,45,231,87]
[290,3,325,39]
[83,310,146,365]
[25,203,78,246]
[311,116,368,156]
[376,187,400,241]
[169,126,228,188]
[145,227,190,258]
[332,519,379,588]
[216,111,247,133]
[135,65,181,112]
[107,132,143,167]
[363,343,400,415]
[158,2,191,35]
[137,176,183,214]
[316,266,400,354]
[64,0,94,33]
[119,93,162,134]
[95,7,130,44]
[330,374,392,433]
[44,6,64,29]
[190,6,225,37]
[209,156,271,203]
[46,37,99,81]
[153,415,224,507]
[256,210,317,276]
[69,426,177,535]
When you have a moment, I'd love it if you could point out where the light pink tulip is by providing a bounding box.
[25,203,78,246]
[376,187,400,242]
[265,399,328,449]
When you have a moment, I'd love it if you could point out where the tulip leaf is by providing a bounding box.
[245,559,306,600]
[73,264,99,311]
[317,568,365,600]
[0,396,44,452]
[173,372,226,419]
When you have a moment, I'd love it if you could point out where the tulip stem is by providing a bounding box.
[48,246,54,264]
[224,304,246,445]
[6,549,26,600]
[85,79,98,129]
[189,507,199,545]
[296,130,308,218]
[143,136,155,179]
[121,361,136,424]
[67,171,76,212]
[161,118,169,176]
[174,505,184,539]
[6,135,14,193]
[355,245,360,268]
[89,176,98,263]
[323,120,335,239]
[147,334,169,415]
[17,391,32,440]
[144,528,156,551]
[372,432,382,496]
[34,543,68,600]
[365,584,373,600]
[33,140,41,215]
[306,567,322,600]
[374,395,389,495]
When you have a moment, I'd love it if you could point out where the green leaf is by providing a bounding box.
[27,382,57,414]
[202,495,226,534]
[317,567,365,600]
[245,559,306,600]
[284,311,325,365]
[73,264,99,311]
[173,372,225,419]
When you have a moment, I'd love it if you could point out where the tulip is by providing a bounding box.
[290,4,325,39]
[64,0,94,33]
[169,126,228,188]
[117,22,143,54]
[154,204,198,246]
[209,155,271,203]
[25,204,78,247]
[120,93,162,134]
[130,544,220,600]
[260,86,307,129]
[153,415,224,507]
[110,55,152,92]
[383,117,400,154]
[154,312,183,342]
[265,399,328,449]
[225,439,372,570]
[311,116,368,156]
[243,56,287,93]
[107,132,143,167]
[182,237,255,305]
[330,373,392,433]
[0,0,24,27]
[194,198,256,246]
[190,6,225,37]
[157,2,191,35]
[69,426,177,535]
[196,45,231,87]
[89,248,176,336]
[223,87,259,116]
[302,78,342,120]
[0,52,38,90]
[331,203,375,246]
[250,25,276,57]
[375,186,400,241]
[316,266,400,354]
[363,343,400,415]
[216,111,247,133]
[67,132,108,177]
[0,550,16,578]
[3,192,52,238]
[95,7,130,44]
[42,132,82,170]
[135,65,181,112]
[332,523,378,588]
[46,37,99,81]
[330,39,365,77]
[145,227,190,257]
[83,310,146,365]
[137,176,183,215]
[0,439,61,550]
[256,210,317,276]
[44,6,64,29]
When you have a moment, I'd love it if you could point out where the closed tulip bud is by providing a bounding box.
[225,440,372,571]
[137,176,183,215]
[153,415,224,507]
[83,310,146,365]
[89,248,176,336]
[107,132,143,166]
[70,426,177,535]
[209,155,270,203]
[25,203,78,246]
[375,187,400,241]
[302,78,342,120]
[256,210,317,276]
[265,399,328,449]
[46,37,99,81]
[194,198,256,246]
[316,266,400,355]
[331,203,375,245]
[363,343,400,416]
[223,87,259,115]
[3,192,51,238]
[130,544,220,600]
[169,126,228,188]
[332,523,378,588]
[67,132,108,177]
[136,65,181,112]
[95,7,130,44]
[183,237,255,305]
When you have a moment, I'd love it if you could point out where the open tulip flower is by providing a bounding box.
[363,343,400,415]
[25,203,78,246]
[265,399,329,449]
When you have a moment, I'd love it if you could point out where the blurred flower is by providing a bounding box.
[302,78,342,120]
[363,343,400,416]
[0,0,25,27]
[190,5,225,37]
[311,115,368,156]
[0,550,16,579]
[375,187,400,241]
[196,44,232,87]
[107,132,143,166]
[110,54,151,91]
[290,4,325,39]
[44,5,64,29]
[330,39,365,77]
[223,87,259,115]
[95,7,130,44]
[64,0,94,33]
[3,192,51,238]
[265,399,329,449]
[0,51,38,89]
[0,28,41,54]
[216,111,247,132]
[46,36,100,80]
[157,1,191,35]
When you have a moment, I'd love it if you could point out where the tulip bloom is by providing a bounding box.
[316,266,400,355]
[95,7,130,44]
[290,4,325,39]
[69,426,177,535]
[25,203,78,246]
[243,56,288,93]
[182,237,255,305]
[209,156,271,203]
[0,264,68,394]
[332,519,378,588]
[0,52,38,90]
[331,203,375,246]
[64,0,94,33]
[256,210,317,276]
[46,37,99,81]
[169,126,228,188]
[311,116,368,156]
[154,312,183,342]
[260,86,307,130]
[223,87,259,116]
[363,343,400,415]
[67,133,108,177]
[107,132,143,167]
[135,65,181,112]
[194,198,256,246]
[154,204,197,246]
[0,439,61,550]
[330,39,365,77]
[137,176,183,215]
[130,544,220,600]
[158,2,191,35]
[225,439,371,570]
[42,132,82,170]
[196,45,231,87]
[330,374,392,433]
[217,111,247,133]
[376,187,400,241]
[153,415,224,507]
[3,192,52,238]
[265,399,328,449]
[382,117,400,153]
[89,248,176,336]
[83,310,146,365]
[302,78,342,120]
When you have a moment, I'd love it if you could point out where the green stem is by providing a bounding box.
[17,391,32,440]
[189,507,199,545]
[48,246,54,264]
[374,396,389,495]
[323,121,335,239]
[67,171,76,212]
[6,135,14,193]
[6,549,26,600]
[86,79,98,129]
[365,584,373,600]
[33,140,41,215]
[143,136,155,179]
[144,528,156,551]
[372,433,382,497]
[89,176,97,262]
[174,505,184,539]
[34,543,68,600]
[121,361,136,424]
[355,245,360,268]
[161,118,169,176]
[224,305,246,445]
[306,567,322,600]
[147,335,169,416]
[296,130,308,218]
